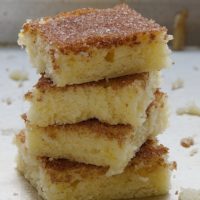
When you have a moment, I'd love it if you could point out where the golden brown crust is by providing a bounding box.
[41,139,168,171]
[24,91,165,145]
[129,139,168,168]
[21,4,167,54]
[31,119,133,145]
[41,157,108,183]
[16,132,168,182]
[26,72,148,95]
[40,157,108,173]
[146,90,166,116]
[40,139,168,182]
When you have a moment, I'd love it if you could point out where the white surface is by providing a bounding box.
[0,46,200,200]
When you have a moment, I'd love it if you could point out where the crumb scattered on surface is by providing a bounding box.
[190,148,198,156]
[177,103,200,116]
[1,97,12,105]
[181,137,194,148]
[169,161,177,170]
[172,78,184,90]
[9,69,28,81]
[179,188,200,200]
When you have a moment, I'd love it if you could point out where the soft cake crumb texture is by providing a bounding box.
[18,4,171,86]
[25,91,168,176]
[15,134,170,200]
[25,72,160,127]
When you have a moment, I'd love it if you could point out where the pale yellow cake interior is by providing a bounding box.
[19,31,171,86]
[16,134,170,200]
[26,72,159,127]
[25,91,167,176]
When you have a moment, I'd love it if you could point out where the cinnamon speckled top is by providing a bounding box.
[22,4,167,54]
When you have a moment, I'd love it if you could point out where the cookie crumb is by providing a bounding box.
[180,137,194,148]
[169,161,177,170]
[172,78,184,90]
[177,102,200,116]
[9,69,28,81]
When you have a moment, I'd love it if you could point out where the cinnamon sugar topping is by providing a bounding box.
[22,4,166,54]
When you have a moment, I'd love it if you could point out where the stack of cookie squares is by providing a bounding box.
[15,4,172,200]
